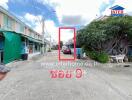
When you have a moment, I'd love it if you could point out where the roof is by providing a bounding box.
[0,29,44,44]
[21,34,43,44]
[110,5,125,10]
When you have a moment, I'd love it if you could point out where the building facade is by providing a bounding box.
[0,6,45,64]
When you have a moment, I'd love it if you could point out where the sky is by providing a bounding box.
[60,29,74,44]
[0,0,132,43]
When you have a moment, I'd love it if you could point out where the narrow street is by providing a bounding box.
[0,50,132,100]
[60,51,74,59]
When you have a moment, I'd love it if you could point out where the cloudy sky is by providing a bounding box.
[60,29,74,44]
[0,0,132,43]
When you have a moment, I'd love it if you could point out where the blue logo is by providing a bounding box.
[110,5,125,16]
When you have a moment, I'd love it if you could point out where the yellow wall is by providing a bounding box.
[0,11,42,40]
[0,12,3,28]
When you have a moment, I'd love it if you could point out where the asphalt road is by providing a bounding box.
[0,50,132,100]
[60,51,74,59]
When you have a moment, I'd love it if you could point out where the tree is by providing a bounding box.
[77,16,132,55]
[60,41,63,49]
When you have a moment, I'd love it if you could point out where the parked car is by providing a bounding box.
[63,47,71,54]
[62,46,71,54]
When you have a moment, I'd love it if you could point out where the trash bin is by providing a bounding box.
[21,53,28,60]
[76,48,82,59]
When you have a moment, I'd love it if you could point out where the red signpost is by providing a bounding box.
[58,27,76,61]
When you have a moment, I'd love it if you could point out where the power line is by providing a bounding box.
[31,0,42,24]
[30,0,56,40]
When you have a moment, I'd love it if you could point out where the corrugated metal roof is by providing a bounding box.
[0,29,44,44]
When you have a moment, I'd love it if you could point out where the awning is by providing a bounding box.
[28,37,42,43]
[0,30,43,44]
[21,34,43,44]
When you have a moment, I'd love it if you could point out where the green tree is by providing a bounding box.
[60,41,63,49]
[77,16,132,55]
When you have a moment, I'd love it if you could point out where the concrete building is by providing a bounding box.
[0,6,46,64]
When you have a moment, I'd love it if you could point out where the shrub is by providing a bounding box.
[86,51,109,63]
[88,51,98,59]
[96,52,109,63]
[128,56,132,62]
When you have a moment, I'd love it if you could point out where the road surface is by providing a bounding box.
[60,51,74,59]
[0,50,132,100]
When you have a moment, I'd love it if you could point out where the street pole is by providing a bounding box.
[50,35,51,50]
[42,18,45,54]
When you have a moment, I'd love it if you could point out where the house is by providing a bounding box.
[0,6,46,64]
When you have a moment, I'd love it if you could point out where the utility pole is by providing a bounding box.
[42,18,45,54]
[50,35,51,50]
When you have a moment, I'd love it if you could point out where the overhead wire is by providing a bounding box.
[30,0,57,43]
[31,0,42,24]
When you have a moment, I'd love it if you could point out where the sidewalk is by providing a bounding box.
[6,52,43,68]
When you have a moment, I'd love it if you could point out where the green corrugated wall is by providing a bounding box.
[3,31,21,64]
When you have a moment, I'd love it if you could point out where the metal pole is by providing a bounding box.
[42,18,45,54]
[50,35,51,50]
[42,18,44,36]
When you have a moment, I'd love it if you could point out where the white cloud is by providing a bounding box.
[60,29,74,43]
[44,20,58,42]
[24,13,43,34]
[47,0,111,25]
[102,6,111,16]
[0,0,9,9]
[24,13,58,42]
[24,13,58,41]
[36,0,119,42]
[102,0,110,4]
[24,13,42,25]
[23,0,132,43]
[28,0,132,44]
[38,0,112,25]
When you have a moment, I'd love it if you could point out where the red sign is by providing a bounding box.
[111,10,123,14]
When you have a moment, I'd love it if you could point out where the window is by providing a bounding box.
[4,15,8,29]
[29,30,34,38]
[24,27,27,34]
[19,24,24,33]
[16,22,20,32]
[3,15,13,30]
